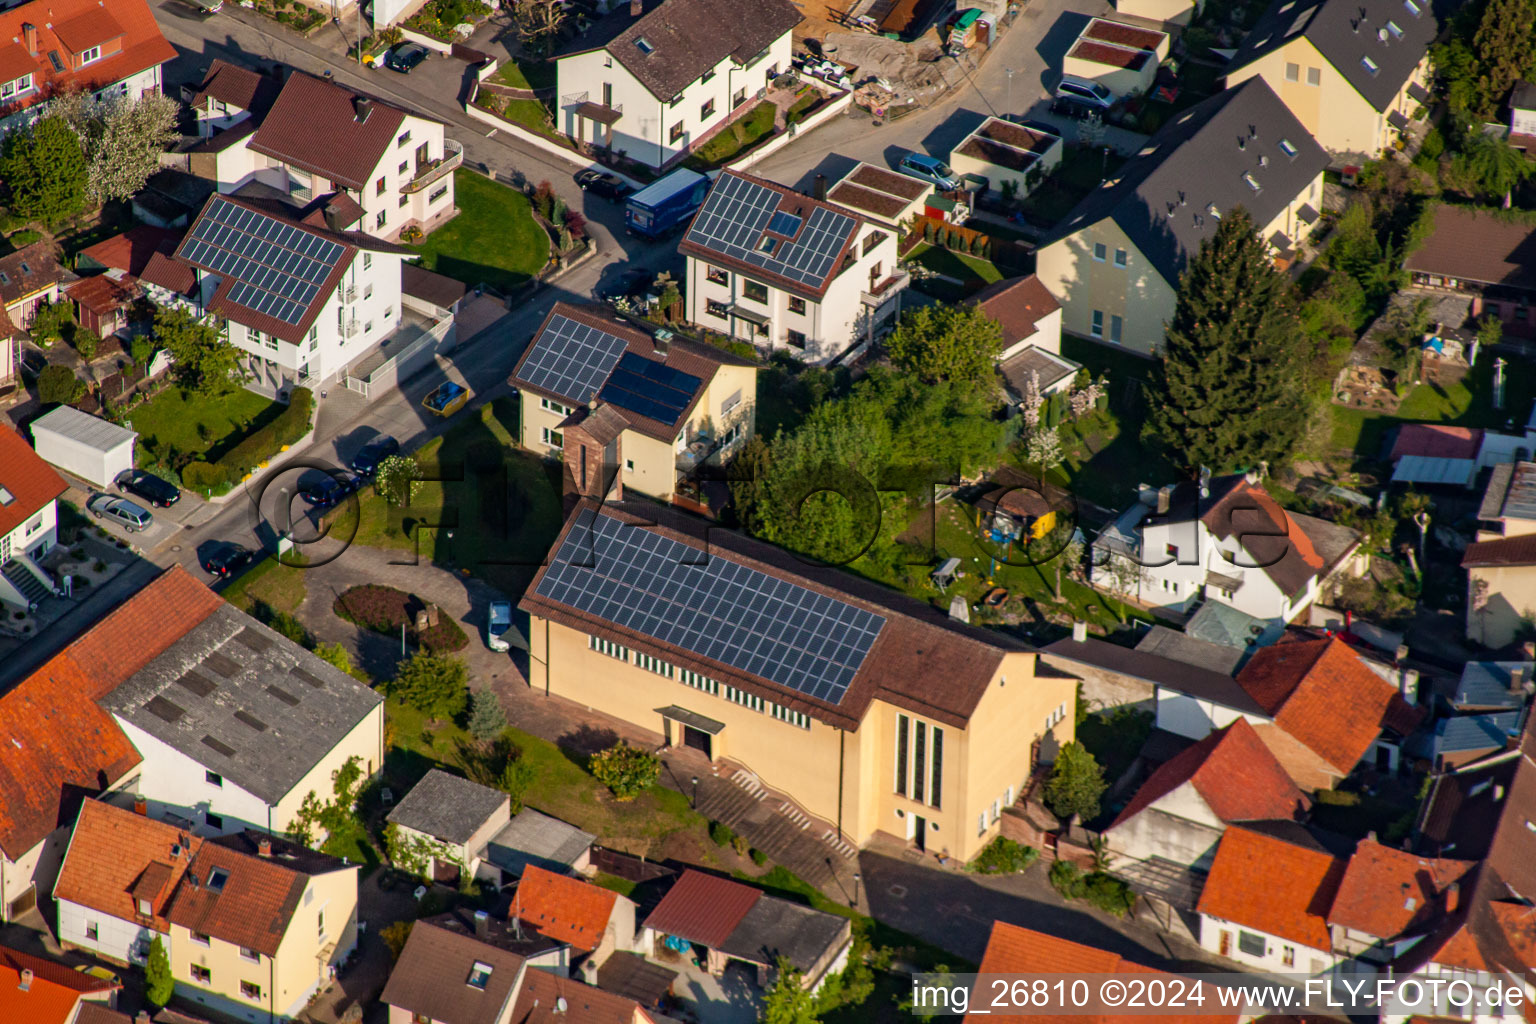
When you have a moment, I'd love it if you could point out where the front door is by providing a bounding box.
[6,886,35,921]
[912,815,927,852]
[683,726,712,759]
[416,141,430,173]
[1219,931,1231,957]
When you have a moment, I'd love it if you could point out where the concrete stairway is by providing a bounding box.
[1,558,49,607]
[691,766,857,893]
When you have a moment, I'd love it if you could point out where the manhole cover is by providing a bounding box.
[887,884,907,899]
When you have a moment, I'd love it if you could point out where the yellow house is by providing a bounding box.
[1223,0,1435,156]
[1463,462,1536,648]
[520,501,1079,863]
[510,302,759,502]
[54,800,359,1024]
[1035,78,1327,355]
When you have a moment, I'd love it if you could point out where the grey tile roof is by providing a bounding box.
[1431,712,1522,756]
[1479,463,1516,521]
[387,769,508,847]
[1228,0,1438,113]
[99,605,382,805]
[1185,600,1284,651]
[716,895,852,974]
[1048,78,1327,289]
[564,0,802,101]
[1454,662,1535,710]
[1136,625,1246,673]
[485,808,595,877]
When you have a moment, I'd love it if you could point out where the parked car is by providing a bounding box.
[200,543,254,579]
[575,170,634,202]
[897,152,959,190]
[487,600,513,652]
[116,468,180,508]
[595,268,651,302]
[1054,74,1114,111]
[299,475,359,510]
[74,965,121,987]
[165,0,222,16]
[350,435,400,476]
[386,43,429,73]
[88,494,152,532]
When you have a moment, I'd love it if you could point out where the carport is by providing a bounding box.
[29,405,136,489]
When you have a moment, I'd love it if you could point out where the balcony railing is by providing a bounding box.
[861,270,910,307]
[401,139,464,195]
[343,318,360,338]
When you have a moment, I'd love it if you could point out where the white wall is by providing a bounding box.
[34,426,133,489]
[1155,690,1269,741]
[0,826,67,922]
[58,899,161,966]
[1200,914,1337,975]
[1105,783,1226,869]
[115,720,278,837]
[2,500,57,562]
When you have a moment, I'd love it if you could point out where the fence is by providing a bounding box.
[724,90,854,172]
[344,315,455,399]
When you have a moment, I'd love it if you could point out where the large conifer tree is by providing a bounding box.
[1145,207,1305,472]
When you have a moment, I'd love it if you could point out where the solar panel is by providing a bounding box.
[684,174,857,288]
[598,352,701,425]
[533,509,885,704]
[179,195,347,327]
[518,314,631,402]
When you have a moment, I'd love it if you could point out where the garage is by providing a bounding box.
[29,405,137,490]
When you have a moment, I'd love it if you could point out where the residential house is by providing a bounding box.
[0,567,221,923]
[1510,80,1536,152]
[1061,19,1170,100]
[1404,207,1536,339]
[55,800,359,1023]
[205,71,459,242]
[640,869,850,992]
[1196,821,1351,973]
[947,118,1063,196]
[1036,80,1327,354]
[1464,462,1536,648]
[553,0,801,170]
[0,308,16,399]
[0,240,73,332]
[1090,470,1364,626]
[75,226,198,312]
[96,581,385,839]
[825,163,931,232]
[683,169,905,363]
[1103,718,1308,871]
[184,59,281,141]
[520,501,1080,861]
[1327,837,1475,971]
[382,915,651,1024]
[512,865,635,968]
[511,301,759,501]
[173,191,414,393]
[0,0,175,131]
[0,944,122,1023]
[1415,657,1534,768]
[485,808,595,881]
[967,275,1080,401]
[1224,0,1436,157]
[1413,747,1518,861]
[0,423,66,608]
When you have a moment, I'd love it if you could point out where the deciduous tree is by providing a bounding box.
[588,741,660,801]
[886,304,1003,391]
[763,959,819,1024]
[154,306,240,394]
[1045,742,1107,823]
[0,116,88,227]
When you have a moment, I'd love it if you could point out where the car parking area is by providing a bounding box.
[62,481,205,554]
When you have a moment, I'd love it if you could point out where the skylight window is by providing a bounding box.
[467,962,494,990]
[768,211,803,236]
[1243,173,1261,192]
[758,236,776,253]
[1387,19,1403,36]
[206,868,229,893]
[1279,138,1298,157]
[0,487,13,507]
[635,36,654,54]
[1362,55,1380,74]
[1403,0,1421,15]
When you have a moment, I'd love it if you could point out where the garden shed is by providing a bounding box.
[29,405,136,489]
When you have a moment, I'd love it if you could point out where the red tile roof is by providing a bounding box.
[0,944,118,996]
[249,73,409,191]
[78,226,185,279]
[0,421,66,539]
[0,944,107,1024]
[1196,825,1348,950]
[969,275,1061,347]
[1236,636,1422,774]
[513,968,653,1024]
[643,870,761,948]
[1109,719,1307,830]
[0,0,175,122]
[54,801,199,932]
[1463,533,1536,569]
[1390,424,1482,462]
[1327,839,1475,940]
[187,59,281,119]
[166,842,310,957]
[65,274,136,316]
[513,865,619,953]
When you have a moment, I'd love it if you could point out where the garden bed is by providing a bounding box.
[405,0,491,41]
[334,585,469,654]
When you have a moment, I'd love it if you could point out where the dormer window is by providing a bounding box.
[0,73,33,100]
[136,898,152,916]
[79,46,101,66]
[0,487,13,506]
[636,36,654,54]
[467,961,493,990]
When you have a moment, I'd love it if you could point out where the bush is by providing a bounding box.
[73,327,100,361]
[1048,860,1136,916]
[181,460,227,493]
[334,584,469,653]
[750,848,768,866]
[8,229,40,246]
[588,740,660,801]
[390,651,470,719]
[212,387,314,480]
[382,921,414,962]
[968,836,1040,874]
[710,821,736,847]
[1314,788,1361,807]
[37,364,81,404]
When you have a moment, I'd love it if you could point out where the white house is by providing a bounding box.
[554,0,801,170]
[97,600,385,840]
[682,169,905,364]
[967,275,1080,401]
[0,423,66,609]
[202,71,459,243]
[1091,470,1364,626]
[174,191,413,393]
[184,59,282,140]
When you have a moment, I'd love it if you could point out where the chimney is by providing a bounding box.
[353,97,372,124]
[1512,666,1528,694]
[948,595,970,624]
[1524,640,1535,661]
[258,837,272,857]
[1157,484,1172,514]
[136,1015,152,1024]
[1366,830,1377,845]
[474,909,490,939]
[1072,620,1087,643]
[1244,468,1260,485]
[630,0,641,14]
[1401,668,1419,703]
[653,328,672,356]
[132,796,147,816]
[21,23,35,56]
[1446,882,1460,913]
[580,957,599,984]
[814,173,828,201]
[18,969,32,992]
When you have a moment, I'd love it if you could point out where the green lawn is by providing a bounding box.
[908,242,1004,286]
[1051,337,1172,511]
[493,59,555,91]
[1327,354,1536,458]
[129,386,283,467]
[1020,146,1127,228]
[686,103,778,168]
[407,170,549,292]
[334,399,565,598]
[221,556,308,617]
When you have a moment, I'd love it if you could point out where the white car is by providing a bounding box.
[487,600,513,653]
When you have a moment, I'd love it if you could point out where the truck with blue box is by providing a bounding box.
[624,168,710,240]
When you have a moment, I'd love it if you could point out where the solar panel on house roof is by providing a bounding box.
[685,175,856,288]
[598,352,701,425]
[534,508,886,704]
[518,314,631,403]
[181,196,345,326]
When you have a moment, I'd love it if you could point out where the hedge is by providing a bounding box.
[213,387,314,481]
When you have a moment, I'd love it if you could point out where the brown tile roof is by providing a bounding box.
[1463,533,1536,568]
[402,262,468,309]
[1327,839,1474,940]
[381,919,527,1024]
[1403,205,1536,291]
[1236,636,1423,773]
[165,841,315,957]
[514,969,652,1024]
[140,252,198,296]
[54,801,199,932]
[1197,825,1349,950]
[0,0,175,123]
[249,73,411,191]
[1068,40,1150,69]
[1109,719,1307,829]
[0,241,70,308]
[643,869,760,948]
[0,945,105,1024]
[1198,479,1333,598]
[65,274,137,317]
[73,1005,133,1024]
[1390,423,1482,461]
[571,0,802,101]
[513,865,619,953]
[188,59,281,119]
[521,501,1033,731]
[969,274,1060,347]
[78,226,184,279]
[0,421,66,539]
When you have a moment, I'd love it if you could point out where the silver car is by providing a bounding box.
[487,600,513,653]
[89,494,153,533]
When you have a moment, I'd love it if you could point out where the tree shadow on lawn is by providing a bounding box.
[556,724,621,771]
[428,254,533,295]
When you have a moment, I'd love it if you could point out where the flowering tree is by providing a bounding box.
[51,90,180,204]
[1022,369,1042,429]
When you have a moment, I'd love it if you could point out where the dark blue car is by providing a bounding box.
[350,435,400,476]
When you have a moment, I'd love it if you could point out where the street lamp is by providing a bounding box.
[1004,67,1014,113]
[691,776,700,809]
[852,871,861,908]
